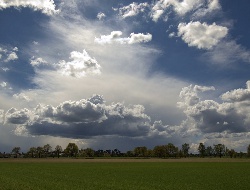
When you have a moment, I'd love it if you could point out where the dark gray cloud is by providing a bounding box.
[6,95,154,138]
[5,108,30,124]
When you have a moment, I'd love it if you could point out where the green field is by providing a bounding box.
[0,159,250,190]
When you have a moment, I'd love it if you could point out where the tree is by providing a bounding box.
[55,145,63,158]
[36,146,44,158]
[83,148,95,157]
[198,143,206,157]
[111,149,121,157]
[43,144,52,158]
[227,149,236,158]
[65,143,79,157]
[214,144,225,158]
[134,146,148,157]
[182,143,190,158]
[12,147,21,158]
[165,143,178,158]
[247,144,250,158]
[206,146,214,157]
[29,147,36,158]
[153,145,166,158]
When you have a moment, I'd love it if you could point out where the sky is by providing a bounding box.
[1,0,250,153]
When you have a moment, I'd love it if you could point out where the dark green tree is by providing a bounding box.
[182,143,190,158]
[55,145,63,158]
[29,147,36,158]
[83,148,95,157]
[165,143,178,158]
[11,147,21,158]
[36,146,44,158]
[153,145,166,158]
[206,146,214,157]
[227,149,235,158]
[134,146,148,157]
[65,143,79,157]
[214,144,225,158]
[247,144,250,158]
[198,143,206,157]
[43,144,52,158]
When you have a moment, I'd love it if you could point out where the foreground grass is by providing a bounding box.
[0,159,249,190]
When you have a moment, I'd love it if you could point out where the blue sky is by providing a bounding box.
[1,0,250,153]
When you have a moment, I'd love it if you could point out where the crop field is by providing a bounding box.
[0,158,250,190]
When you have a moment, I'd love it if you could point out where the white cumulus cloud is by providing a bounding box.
[150,0,221,22]
[0,81,7,88]
[178,21,228,49]
[0,0,59,15]
[57,50,101,78]
[5,52,18,62]
[97,12,106,20]
[178,81,250,135]
[95,31,152,45]
[117,2,149,18]
[30,57,48,67]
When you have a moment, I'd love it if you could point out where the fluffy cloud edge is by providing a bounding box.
[95,31,152,45]
[178,21,228,49]
[0,0,59,15]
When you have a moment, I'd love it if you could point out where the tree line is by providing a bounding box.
[1,142,250,159]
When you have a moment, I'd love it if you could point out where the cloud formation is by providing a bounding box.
[0,46,18,62]
[117,2,149,19]
[30,57,48,67]
[30,50,101,78]
[203,40,250,64]
[0,0,59,15]
[178,22,228,49]
[97,12,106,20]
[95,31,152,45]
[178,81,250,135]
[13,93,31,102]
[115,0,220,22]
[151,0,220,22]
[6,95,155,138]
[57,50,101,78]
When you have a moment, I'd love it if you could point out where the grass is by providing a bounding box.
[0,159,250,190]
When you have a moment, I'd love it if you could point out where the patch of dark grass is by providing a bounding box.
[0,162,249,189]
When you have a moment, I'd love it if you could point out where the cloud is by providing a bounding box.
[30,57,48,67]
[0,109,3,123]
[117,2,149,19]
[0,0,59,16]
[95,31,152,45]
[193,0,221,18]
[29,50,101,78]
[178,81,250,134]
[13,47,18,51]
[203,40,250,64]
[33,41,39,45]
[56,50,101,78]
[1,67,9,72]
[0,82,7,88]
[178,21,228,49]
[0,46,18,62]
[5,95,155,138]
[5,108,31,125]
[150,0,221,22]
[221,81,250,102]
[13,93,32,102]
[5,52,18,62]
[97,12,106,20]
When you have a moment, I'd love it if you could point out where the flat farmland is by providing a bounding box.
[0,158,250,190]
